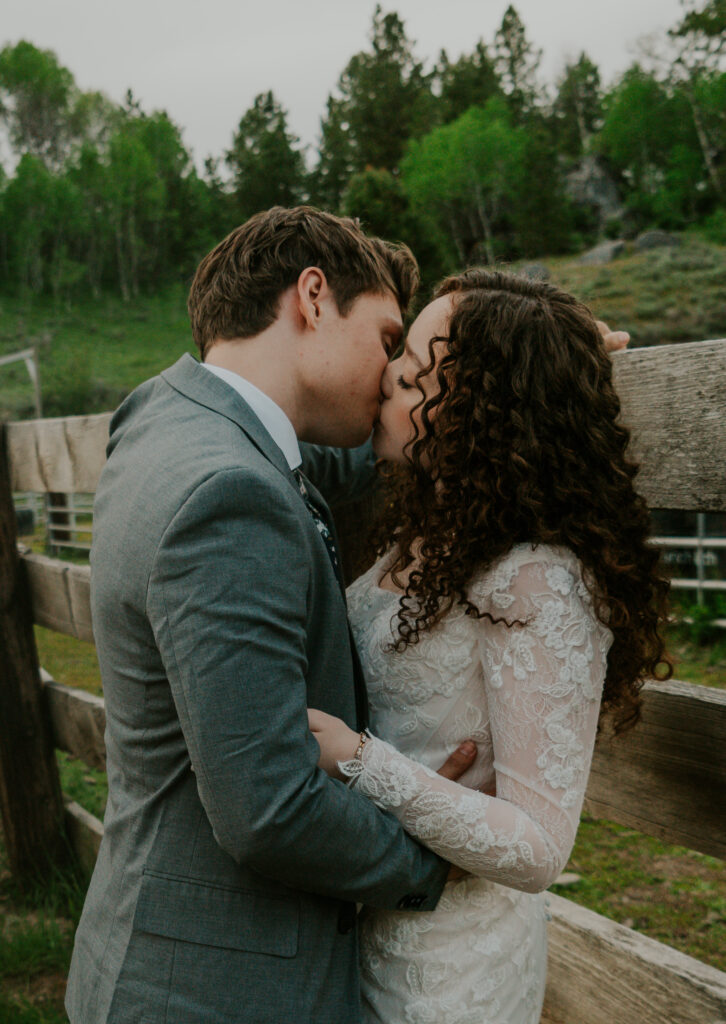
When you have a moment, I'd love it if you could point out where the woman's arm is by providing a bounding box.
[311,552,610,894]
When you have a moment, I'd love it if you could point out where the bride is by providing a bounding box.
[309,268,671,1024]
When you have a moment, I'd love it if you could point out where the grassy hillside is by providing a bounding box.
[0,287,195,421]
[1,234,724,422]
[545,236,726,347]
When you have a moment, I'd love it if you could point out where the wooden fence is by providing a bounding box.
[1,341,725,1023]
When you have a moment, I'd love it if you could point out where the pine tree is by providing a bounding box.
[226,91,306,220]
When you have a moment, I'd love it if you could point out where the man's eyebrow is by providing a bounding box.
[383,315,403,337]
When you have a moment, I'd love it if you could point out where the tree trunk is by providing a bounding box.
[449,214,466,265]
[474,182,496,265]
[686,81,723,198]
[0,426,68,882]
[114,222,130,302]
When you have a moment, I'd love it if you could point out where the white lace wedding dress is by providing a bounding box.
[344,543,612,1024]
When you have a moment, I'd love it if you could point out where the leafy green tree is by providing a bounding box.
[340,167,446,287]
[131,110,199,280]
[435,41,501,124]
[596,66,701,226]
[313,6,434,209]
[493,6,542,119]
[402,97,526,265]
[226,91,306,220]
[341,167,410,238]
[511,118,576,255]
[669,0,726,198]
[0,40,76,168]
[102,118,166,299]
[0,153,85,297]
[69,89,120,150]
[673,0,726,51]
[66,142,111,296]
[311,95,355,212]
[553,53,603,158]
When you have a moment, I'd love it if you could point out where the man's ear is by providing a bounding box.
[297,267,329,329]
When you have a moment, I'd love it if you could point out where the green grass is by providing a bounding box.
[0,284,195,420]
[0,828,88,1024]
[57,753,107,820]
[668,630,726,688]
[552,815,725,970]
[34,627,102,695]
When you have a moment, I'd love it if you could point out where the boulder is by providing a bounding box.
[565,155,623,223]
[579,240,625,265]
[634,229,681,251]
[519,262,550,281]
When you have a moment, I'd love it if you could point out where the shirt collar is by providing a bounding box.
[201,363,301,470]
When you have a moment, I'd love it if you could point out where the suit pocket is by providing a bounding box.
[134,870,299,958]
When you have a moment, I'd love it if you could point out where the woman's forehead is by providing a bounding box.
[408,294,456,353]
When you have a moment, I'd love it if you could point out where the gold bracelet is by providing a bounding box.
[354,731,368,762]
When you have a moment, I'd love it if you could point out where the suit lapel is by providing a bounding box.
[161,355,369,729]
[161,354,294,482]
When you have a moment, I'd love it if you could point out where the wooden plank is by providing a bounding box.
[21,549,92,642]
[36,672,724,860]
[586,679,726,859]
[543,892,726,1024]
[3,339,725,512]
[6,411,111,493]
[63,798,103,875]
[41,671,106,770]
[612,338,726,512]
[0,427,68,880]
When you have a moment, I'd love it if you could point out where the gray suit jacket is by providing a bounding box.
[66,354,448,1024]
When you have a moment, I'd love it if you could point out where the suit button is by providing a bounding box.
[338,903,357,934]
[396,893,427,910]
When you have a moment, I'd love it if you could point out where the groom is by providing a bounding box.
[66,207,477,1024]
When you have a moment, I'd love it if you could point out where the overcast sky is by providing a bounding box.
[3,0,685,170]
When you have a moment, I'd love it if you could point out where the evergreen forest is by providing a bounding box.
[0,1,724,302]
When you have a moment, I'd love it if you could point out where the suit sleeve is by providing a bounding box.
[145,467,448,910]
[299,439,377,506]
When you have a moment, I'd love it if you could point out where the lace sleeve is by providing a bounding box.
[340,550,611,893]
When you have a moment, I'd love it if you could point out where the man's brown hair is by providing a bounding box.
[188,206,419,359]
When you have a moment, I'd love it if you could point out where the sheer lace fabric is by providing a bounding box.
[345,543,611,1024]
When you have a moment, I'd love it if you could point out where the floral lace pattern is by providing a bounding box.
[345,544,611,1024]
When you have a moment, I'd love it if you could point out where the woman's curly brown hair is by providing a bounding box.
[375,268,672,731]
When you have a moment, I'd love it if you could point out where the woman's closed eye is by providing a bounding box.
[397,374,414,390]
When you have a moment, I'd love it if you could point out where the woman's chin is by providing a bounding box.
[372,424,409,465]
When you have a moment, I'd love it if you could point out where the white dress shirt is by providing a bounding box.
[202,362,301,470]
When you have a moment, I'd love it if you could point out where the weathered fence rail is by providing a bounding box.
[1,338,726,1023]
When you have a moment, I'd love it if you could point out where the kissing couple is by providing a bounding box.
[67,206,670,1024]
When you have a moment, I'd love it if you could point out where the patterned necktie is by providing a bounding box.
[292,468,369,730]
[293,468,341,578]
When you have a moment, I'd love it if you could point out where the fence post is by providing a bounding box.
[48,492,71,551]
[696,512,706,607]
[0,424,68,880]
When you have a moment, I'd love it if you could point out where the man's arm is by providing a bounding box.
[299,439,376,506]
[146,467,449,910]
